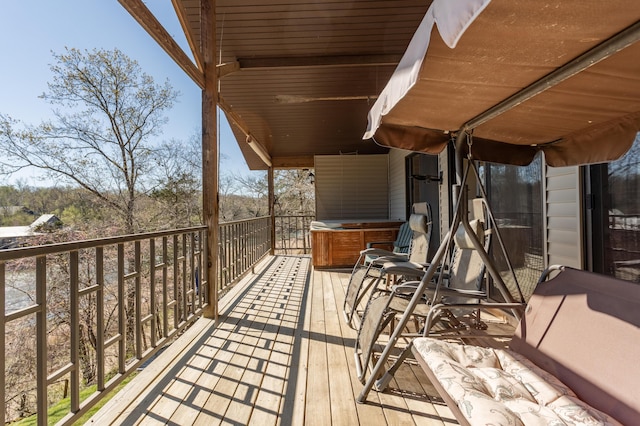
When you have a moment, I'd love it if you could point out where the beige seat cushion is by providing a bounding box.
[413,338,622,426]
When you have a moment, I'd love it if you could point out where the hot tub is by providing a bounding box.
[310,219,402,268]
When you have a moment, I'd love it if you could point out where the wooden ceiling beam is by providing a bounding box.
[217,61,241,79]
[218,96,272,167]
[238,54,402,70]
[216,54,402,78]
[272,156,315,169]
[171,0,204,71]
[118,0,205,88]
[217,96,250,138]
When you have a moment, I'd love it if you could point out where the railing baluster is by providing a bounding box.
[162,236,168,338]
[69,251,80,413]
[181,234,187,320]
[173,234,179,330]
[149,239,156,348]
[96,247,105,392]
[242,221,247,272]
[198,231,208,307]
[234,223,238,278]
[201,229,208,308]
[227,223,232,287]
[231,223,237,282]
[237,222,241,278]
[197,232,203,308]
[228,224,233,286]
[134,241,142,359]
[287,216,292,253]
[0,262,6,426]
[219,225,225,290]
[250,220,255,266]
[241,222,245,271]
[239,222,244,273]
[189,232,195,313]
[36,256,47,426]
[117,244,125,373]
[224,225,231,290]
[226,224,230,289]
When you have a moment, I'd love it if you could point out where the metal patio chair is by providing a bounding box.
[353,213,492,383]
[343,204,432,328]
[356,143,527,403]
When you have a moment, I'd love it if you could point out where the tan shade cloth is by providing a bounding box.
[365,0,640,166]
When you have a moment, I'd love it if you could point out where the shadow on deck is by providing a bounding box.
[89,255,458,425]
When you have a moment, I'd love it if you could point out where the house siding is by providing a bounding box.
[545,164,583,269]
[388,148,410,220]
[314,155,389,220]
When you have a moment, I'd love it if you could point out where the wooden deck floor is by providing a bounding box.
[89,255,460,425]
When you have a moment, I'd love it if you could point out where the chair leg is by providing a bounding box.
[355,295,394,383]
[374,342,414,392]
[344,265,378,327]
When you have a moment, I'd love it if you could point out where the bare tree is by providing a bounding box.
[274,169,315,215]
[149,135,202,228]
[0,47,178,234]
[228,171,269,217]
[0,48,183,363]
[221,169,315,220]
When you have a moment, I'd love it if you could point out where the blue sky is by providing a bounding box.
[0,1,252,186]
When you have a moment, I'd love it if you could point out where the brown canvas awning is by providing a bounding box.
[364,0,640,166]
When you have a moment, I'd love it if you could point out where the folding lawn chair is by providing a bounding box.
[354,213,491,383]
[343,205,432,328]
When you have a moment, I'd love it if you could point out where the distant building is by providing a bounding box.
[0,206,36,216]
[0,214,62,249]
[29,214,62,232]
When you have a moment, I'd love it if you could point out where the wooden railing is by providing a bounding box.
[0,214,317,424]
[274,214,314,254]
[0,227,208,425]
[218,216,271,290]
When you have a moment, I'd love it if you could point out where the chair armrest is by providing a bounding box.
[430,287,487,298]
[381,263,427,277]
[366,240,395,249]
[391,281,424,294]
[359,247,395,257]
[367,253,409,263]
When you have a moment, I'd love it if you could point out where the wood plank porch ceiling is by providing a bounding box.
[178,0,433,170]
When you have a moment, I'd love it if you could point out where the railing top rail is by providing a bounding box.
[0,215,315,261]
[0,225,207,261]
[219,216,270,226]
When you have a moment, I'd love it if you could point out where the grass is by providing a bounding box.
[11,374,136,426]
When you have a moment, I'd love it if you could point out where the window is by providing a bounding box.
[406,153,441,260]
[587,133,640,283]
[483,154,544,302]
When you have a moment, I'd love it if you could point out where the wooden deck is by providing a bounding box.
[89,255,462,425]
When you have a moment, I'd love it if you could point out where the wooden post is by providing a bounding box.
[268,167,276,255]
[202,0,219,320]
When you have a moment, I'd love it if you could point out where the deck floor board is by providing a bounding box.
[89,255,465,425]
